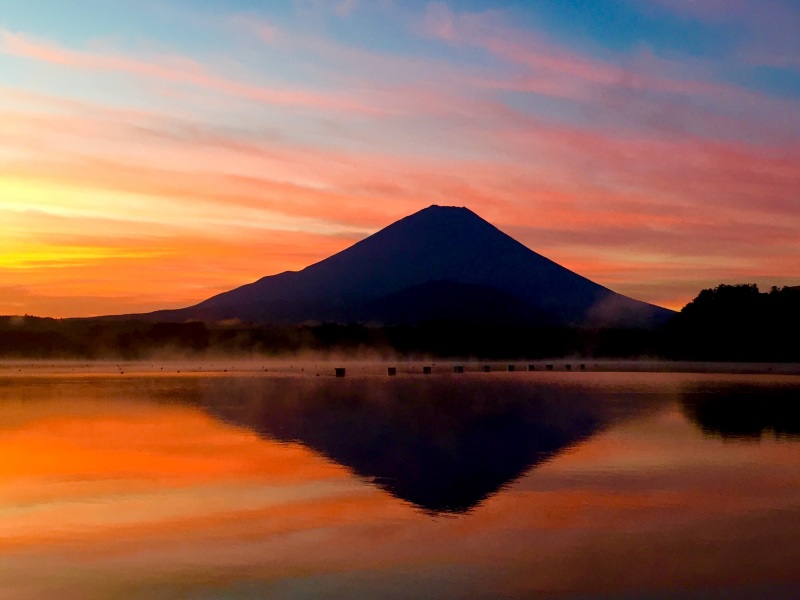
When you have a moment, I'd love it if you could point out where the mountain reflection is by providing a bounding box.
[197,376,655,513]
[681,386,800,441]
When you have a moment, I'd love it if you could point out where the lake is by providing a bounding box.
[1,366,799,599]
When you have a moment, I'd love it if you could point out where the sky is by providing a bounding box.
[1,0,799,317]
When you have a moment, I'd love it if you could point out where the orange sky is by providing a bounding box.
[2,1,799,316]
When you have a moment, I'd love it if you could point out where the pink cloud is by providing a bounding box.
[0,29,383,115]
[419,2,800,117]
[227,9,800,145]
[2,8,799,318]
[640,0,800,71]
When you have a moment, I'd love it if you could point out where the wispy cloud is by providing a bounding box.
[642,0,800,71]
[420,2,795,108]
[0,29,383,115]
[1,1,798,315]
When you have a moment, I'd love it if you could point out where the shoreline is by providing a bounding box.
[0,359,798,377]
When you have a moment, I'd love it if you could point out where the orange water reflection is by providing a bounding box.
[1,373,799,599]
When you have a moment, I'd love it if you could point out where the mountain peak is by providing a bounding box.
[421,204,470,212]
[379,204,500,247]
[415,204,478,217]
[400,204,482,227]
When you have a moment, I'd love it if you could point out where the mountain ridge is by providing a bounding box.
[106,205,673,328]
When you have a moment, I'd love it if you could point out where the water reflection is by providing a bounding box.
[2,372,800,599]
[681,385,800,440]
[197,376,663,513]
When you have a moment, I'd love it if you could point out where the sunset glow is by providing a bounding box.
[2,1,799,316]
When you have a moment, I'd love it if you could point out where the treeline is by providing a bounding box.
[662,284,800,362]
[0,284,797,361]
[0,317,657,360]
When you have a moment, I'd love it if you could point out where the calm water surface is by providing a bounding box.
[1,370,799,599]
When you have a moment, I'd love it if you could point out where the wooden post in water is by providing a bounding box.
[388,367,397,376]
[335,368,346,378]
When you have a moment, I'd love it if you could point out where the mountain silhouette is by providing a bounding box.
[120,205,672,327]
[196,375,664,513]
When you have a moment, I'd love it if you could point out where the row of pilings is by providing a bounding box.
[334,363,587,377]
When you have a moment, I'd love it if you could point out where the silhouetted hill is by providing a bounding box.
[111,205,672,328]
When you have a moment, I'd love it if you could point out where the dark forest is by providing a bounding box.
[1,284,797,361]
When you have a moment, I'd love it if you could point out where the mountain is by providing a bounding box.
[118,205,673,328]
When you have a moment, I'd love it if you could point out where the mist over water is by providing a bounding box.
[0,368,799,599]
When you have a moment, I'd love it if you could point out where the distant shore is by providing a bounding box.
[1,359,798,377]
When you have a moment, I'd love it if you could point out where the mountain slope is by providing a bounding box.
[124,205,673,327]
